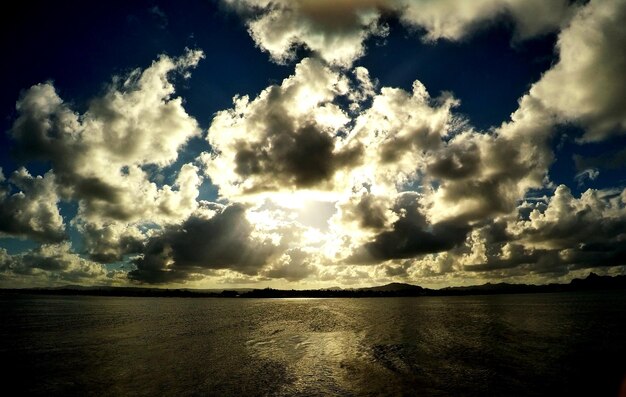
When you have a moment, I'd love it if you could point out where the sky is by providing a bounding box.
[1,0,626,289]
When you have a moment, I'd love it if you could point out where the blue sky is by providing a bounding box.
[1,0,625,288]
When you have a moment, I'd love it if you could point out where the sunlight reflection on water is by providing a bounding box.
[1,292,626,396]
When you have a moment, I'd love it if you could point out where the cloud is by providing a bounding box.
[428,91,556,223]
[129,203,278,283]
[203,67,481,271]
[352,81,462,188]
[337,188,395,231]
[134,2,626,283]
[0,168,65,242]
[8,50,205,265]
[10,49,204,226]
[383,262,410,277]
[262,248,318,281]
[205,57,363,199]
[461,185,626,275]
[574,168,600,187]
[215,1,621,266]
[426,140,481,180]
[149,5,168,29]
[427,130,553,222]
[221,0,390,66]
[0,243,114,286]
[399,0,575,42]
[525,0,626,141]
[4,2,625,288]
[512,185,626,252]
[260,66,556,269]
[79,222,145,263]
[11,49,203,167]
[204,5,626,277]
[204,61,511,272]
[463,244,561,274]
[348,192,470,263]
[222,0,575,67]
[425,0,626,223]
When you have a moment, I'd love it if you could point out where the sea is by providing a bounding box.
[1,291,625,396]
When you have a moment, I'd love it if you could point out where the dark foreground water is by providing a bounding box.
[1,292,625,396]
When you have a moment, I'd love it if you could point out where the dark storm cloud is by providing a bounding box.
[233,121,362,190]
[437,178,522,221]
[72,176,124,203]
[348,192,389,230]
[480,218,512,246]
[427,142,481,180]
[348,192,470,263]
[18,251,68,272]
[378,124,443,165]
[565,241,626,269]
[129,204,277,284]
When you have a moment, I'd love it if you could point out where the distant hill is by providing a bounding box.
[441,273,626,294]
[1,273,624,298]
[570,272,626,289]
[360,282,424,292]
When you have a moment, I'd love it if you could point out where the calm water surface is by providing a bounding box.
[1,292,625,396]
